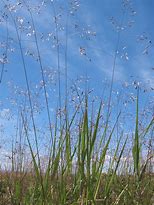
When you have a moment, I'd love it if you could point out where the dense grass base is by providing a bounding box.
[0,172,154,205]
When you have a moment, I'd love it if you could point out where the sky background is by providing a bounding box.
[0,0,153,97]
[0,0,154,166]
[0,0,154,90]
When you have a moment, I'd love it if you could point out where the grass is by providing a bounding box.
[0,0,154,204]
[0,95,153,204]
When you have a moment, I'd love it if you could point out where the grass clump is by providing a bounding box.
[0,95,154,205]
[0,0,153,204]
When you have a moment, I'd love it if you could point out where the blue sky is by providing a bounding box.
[0,0,154,162]
[0,0,154,86]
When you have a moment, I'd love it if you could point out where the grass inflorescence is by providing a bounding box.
[0,0,154,204]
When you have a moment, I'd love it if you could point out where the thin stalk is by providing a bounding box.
[22,0,53,146]
[50,1,62,125]
[0,17,9,83]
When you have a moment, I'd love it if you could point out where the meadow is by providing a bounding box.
[0,0,154,204]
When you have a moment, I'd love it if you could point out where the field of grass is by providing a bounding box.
[0,0,154,204]
[0,93,154,204]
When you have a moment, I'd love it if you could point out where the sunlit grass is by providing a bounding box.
[0,0,154,204]
[0,93,153,204]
